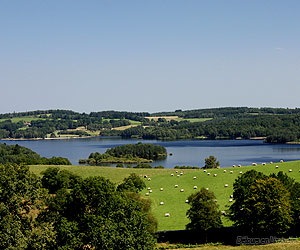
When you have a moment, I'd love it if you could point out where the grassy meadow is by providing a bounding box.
[30,160,300,231]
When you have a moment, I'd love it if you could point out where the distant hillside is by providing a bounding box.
[1,108,300,143]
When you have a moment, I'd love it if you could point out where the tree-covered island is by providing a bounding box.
[79,142,167,165]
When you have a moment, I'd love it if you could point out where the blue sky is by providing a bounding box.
[1,0,299,113]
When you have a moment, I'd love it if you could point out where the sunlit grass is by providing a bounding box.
[29,160,300,231]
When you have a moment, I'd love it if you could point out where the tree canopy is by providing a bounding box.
[186,188,222,232]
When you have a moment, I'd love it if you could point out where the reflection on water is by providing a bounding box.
[273,147,300,152]
[1,138,300,168]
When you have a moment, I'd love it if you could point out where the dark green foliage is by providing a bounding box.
[0,164,56,249]
[154,165,164,169]
[174,166,200,169]
[186,188,222,232]
[229,170,267,228]
[230,171,293,236]
[133,163,152,168]
[117,173,146,193]
[0,143,71,165]
[105,142,167,160]
[39,176,156,249]
[84,142,167,165]
[116,163,124,168]
[41,167,82,194]
[203,155,220,169]
[270,171,300,231]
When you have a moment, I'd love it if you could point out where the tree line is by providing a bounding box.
[0,164,156,249]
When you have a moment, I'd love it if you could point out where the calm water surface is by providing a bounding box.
[1,137,300,168]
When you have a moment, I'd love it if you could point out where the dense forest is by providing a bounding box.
[1,107,300,143]
[0,143,71,165]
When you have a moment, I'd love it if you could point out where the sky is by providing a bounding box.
[0,0,300,114]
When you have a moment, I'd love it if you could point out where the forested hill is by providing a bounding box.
[153,107,300,118]
[1,108,300,143]
[0,143,71,165]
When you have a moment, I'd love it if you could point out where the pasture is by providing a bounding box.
[145,116,212,123]
[30,160,300,231]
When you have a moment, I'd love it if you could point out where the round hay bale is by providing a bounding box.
[165,213,170,217]
[160,188,164,191]
[213,174,217,177]
[180,189,184,192]
[160,202,164,205]
[224,170,227,173]
[185,200,189,203]
[193,176,197,179]
[289,169,292,172]
[145,193,149,196]
[175,184,178,188]
[193,186,197,189]
[149,190,152,193]
[148,178,151,181]
[225,184,229,187]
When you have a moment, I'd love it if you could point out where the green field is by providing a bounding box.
[0,116,46,123]
[29,160,300,231]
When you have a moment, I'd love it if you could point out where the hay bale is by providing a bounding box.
[193,186,197,189]
[165,213,170,217]
[160,202,164,205]
[239,171,243,174]
[229,199,233,202]
[280,160,284,163]
[185,200,189,203]
[160,188,164,191]
[193,176,197,179]
[149,190,152,193]
[147,187,151,190]
[289,169,293,172]
[276,166,279,168]
[262,163,266,166]
[145,193,149,196]
[148,178,151,181]
[175,184,178,188]
[203,170,207,172]
[205,187,209,190]
[171,173,174,176]
[225,184,229,187]
[230,171,233,174]
[207,173,211,176]
[180,189,184,192]
[252,163,257,166]
[224,170,227,173]
[213,174,217,177]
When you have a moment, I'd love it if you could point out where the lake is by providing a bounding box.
[1,137,300,168]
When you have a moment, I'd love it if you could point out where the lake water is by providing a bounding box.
[1,137,300,168]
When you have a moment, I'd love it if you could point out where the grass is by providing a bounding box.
[29,160,300,231]
[0,116,46,123]
[156,239,300,249]
[145,116,212,123]
[112,124,139,130]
